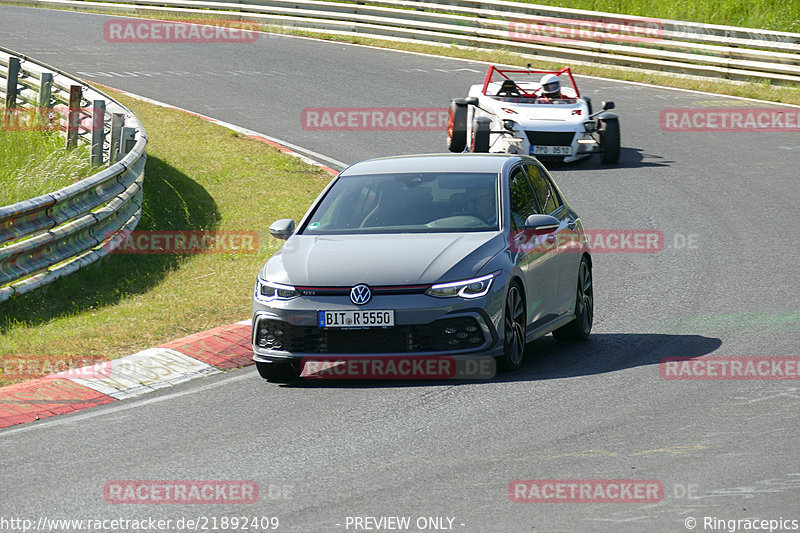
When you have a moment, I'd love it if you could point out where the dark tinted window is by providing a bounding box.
[524,164,561,214]
[509,166,539,229]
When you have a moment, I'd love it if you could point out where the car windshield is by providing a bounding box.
[301,172,499,234]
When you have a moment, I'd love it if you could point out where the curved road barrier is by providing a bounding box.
[28,0,800,84]
[0,46,147,301]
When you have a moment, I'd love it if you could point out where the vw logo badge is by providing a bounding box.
[350,284,372,305]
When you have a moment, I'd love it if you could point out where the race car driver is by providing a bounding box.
[538,74,562,101]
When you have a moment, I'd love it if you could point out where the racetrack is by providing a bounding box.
[1,6,799,532]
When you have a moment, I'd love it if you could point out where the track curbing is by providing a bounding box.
[0,322,254,429]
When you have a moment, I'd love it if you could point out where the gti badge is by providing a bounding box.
[350,284,372,305]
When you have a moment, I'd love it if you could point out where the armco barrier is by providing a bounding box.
[0,46,147,302]
[26,0,800,85]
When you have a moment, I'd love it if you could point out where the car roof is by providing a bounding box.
[339,153,529,176]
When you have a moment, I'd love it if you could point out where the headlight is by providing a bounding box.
[254,278,300,303]
[426,272,498,299]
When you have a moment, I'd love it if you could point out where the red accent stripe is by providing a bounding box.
[297,285,430,291]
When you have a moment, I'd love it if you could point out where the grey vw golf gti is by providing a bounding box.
[252,154,592,381]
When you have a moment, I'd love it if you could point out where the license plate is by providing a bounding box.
[532,145,572,156]
[318,310,395,328]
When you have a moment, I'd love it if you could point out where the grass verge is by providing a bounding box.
[514,0,800,34]
[308,0,800,33]
[0,93,330,386]
[0,120,95,207]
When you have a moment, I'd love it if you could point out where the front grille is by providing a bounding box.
[254,316,485,354]
[295,285,430,297]
[525,131,576,146]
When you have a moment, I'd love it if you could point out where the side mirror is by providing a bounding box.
[523,214,560,234]
[602,101,615,110]
[269,219,295,240]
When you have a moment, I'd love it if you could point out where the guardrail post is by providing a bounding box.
[121,126,136,155]
[4,57,20,109]
[91,99,106,166]
[38,72,54,130]
[66,85,82,149]
[0,51,147,304]
[110,113,125,162]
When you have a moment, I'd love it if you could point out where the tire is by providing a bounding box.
[496,283,526,371]
[447,99,468,152]
[256,361,300,383]
[600,118,620,164]
[553,256,593,341]
[471,117,491,153]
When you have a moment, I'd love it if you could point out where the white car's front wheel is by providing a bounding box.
[447,99,468,152]
[600,118,621,164]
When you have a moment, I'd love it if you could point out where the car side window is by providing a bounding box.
[524,164,561,215]
[509,166,540,229]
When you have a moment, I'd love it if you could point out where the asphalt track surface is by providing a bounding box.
[1,6,799,532]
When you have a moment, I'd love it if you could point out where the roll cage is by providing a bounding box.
[480,65,581,99]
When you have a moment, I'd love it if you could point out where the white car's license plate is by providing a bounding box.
[318,310,395,328]
[532,145,572,155]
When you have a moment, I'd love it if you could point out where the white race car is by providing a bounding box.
[447,65,620,164]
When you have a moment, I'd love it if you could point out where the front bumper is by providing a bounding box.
[524,130,599,163]
[251,292,504,362]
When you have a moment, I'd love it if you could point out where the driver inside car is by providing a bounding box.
[466,186,498,226]
[537,74,562,102]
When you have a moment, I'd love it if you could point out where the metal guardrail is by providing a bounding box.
[0,46,147,302]
[28,0,800,84]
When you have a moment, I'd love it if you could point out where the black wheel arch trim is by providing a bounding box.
[598,112,619,121]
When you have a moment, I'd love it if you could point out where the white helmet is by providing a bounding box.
[540,74,561,95]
